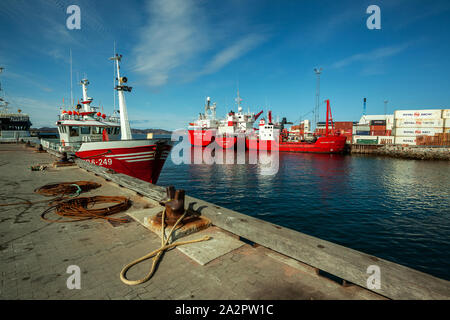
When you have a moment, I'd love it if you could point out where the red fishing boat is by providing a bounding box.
[246,100,346,153]
[65,54,172,184]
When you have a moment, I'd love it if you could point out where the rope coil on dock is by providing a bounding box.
[34,181,101,196]
[0,181,101,207]
[120,208,211,286]
[40,196,131,223]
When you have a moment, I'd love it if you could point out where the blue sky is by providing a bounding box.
[1,0,450,129]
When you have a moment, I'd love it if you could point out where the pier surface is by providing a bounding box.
[0,144,384,300]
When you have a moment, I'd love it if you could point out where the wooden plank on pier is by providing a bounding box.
[74,158,450,300]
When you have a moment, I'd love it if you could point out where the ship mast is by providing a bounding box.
[110,54,132,140]
[80,79,92,112]
[236,89,243,113]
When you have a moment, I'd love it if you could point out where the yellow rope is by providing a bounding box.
[119,208,210,285]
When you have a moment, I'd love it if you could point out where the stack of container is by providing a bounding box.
[352,115,394,144]
[393,109,444,145]
[444,109,450,133]
[370,120,390,136]
[334,121,354,143]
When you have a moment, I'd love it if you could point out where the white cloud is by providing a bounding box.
[132,0,268,87]
[331,43,411,69]
[200,34,267,76]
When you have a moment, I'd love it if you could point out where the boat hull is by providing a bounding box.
[246,135,347,153]
[215,135,237,149]
[188,129,215,147]
[75,139,172,184]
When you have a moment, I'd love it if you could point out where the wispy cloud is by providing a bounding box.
[9,96,59,127]
[331,42,411,69]
[199,34,267,76]
[3,71,53,92]
[132,0,269,87]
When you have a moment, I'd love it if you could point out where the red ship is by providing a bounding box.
[215,90,262,149]
[58,53,173,184]
[247,100,347,153]
[188,97,218,147]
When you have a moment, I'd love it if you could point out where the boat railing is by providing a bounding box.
[58,113,121,124]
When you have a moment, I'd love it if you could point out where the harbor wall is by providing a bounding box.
[351,144,450,160]
[73,156,450,300]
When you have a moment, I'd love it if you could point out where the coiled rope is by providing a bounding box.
[40,196,130,223]
[0,181,101,207]
[34,181,101,196]
[1,181,129,224]
[120,208,211,285]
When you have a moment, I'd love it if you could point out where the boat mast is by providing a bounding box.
[110,53,132,140]
[80,79,92,112]
[236,88,243,113]
[70,49,73,107]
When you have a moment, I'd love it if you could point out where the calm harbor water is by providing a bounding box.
[157,149,450,281]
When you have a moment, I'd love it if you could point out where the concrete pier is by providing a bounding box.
[1,143,449,300]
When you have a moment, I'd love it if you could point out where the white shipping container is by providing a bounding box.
[443,109,450,119]
[394,127,443,137]
[352,135,377,144]
[395,136,417,145]
[395,119,444,128]
[394,109,442,120]
[444,118,450,128]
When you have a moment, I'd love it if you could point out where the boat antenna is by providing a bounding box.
[113,41,116,114]
[70,49,73,107]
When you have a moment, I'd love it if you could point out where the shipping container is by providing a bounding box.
[395,136,417,145]
[444,118,450,128]
[371,130,387,136]
[370,125,386,131]
[370,120,386,125]
[356,139,378,145]
[353,135,377,144]
[394,127,444,137]
[334,121,354,130]
[443,109,450,119]
[359,115,394,125]
[394,109,442,120]
[395,119,444,128]
[379,136,395,145]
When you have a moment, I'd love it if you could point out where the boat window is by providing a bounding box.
[106,127,112,134]
[80,126,90,134]
[69,126,79,137]
[92,127,101,134]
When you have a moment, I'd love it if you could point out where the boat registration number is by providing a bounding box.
[86,158,112,166]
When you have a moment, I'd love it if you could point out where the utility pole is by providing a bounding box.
[314,67,322,129]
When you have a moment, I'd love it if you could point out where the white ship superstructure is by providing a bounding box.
[56,78,121,151]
